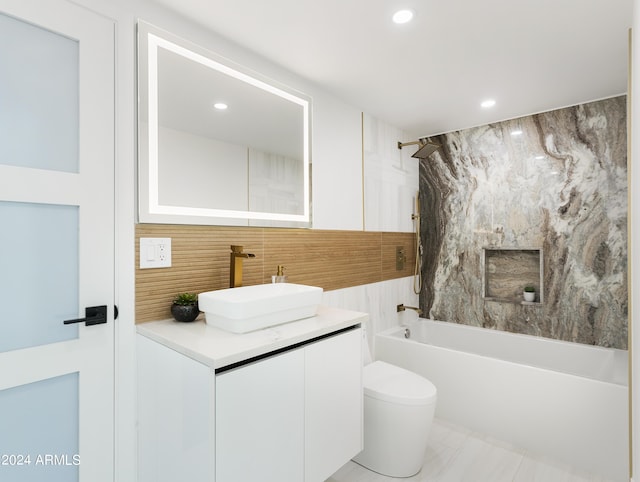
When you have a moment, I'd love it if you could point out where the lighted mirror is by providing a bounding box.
[137,21,311,227]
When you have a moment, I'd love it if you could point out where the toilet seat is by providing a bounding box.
[363,360,437,406]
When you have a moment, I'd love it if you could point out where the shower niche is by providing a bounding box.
[482,247,543,305]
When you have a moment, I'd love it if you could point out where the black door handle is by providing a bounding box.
[64,305,107,326]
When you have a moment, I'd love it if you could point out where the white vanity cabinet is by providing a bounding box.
[137,307,365,482]
[304,328,363,481]
[137,335,214,482]
[215,328,362,482]
[215,347,305,481]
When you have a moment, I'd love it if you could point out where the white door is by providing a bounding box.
[0,1,115,481]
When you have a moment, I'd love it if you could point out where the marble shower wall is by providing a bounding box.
[419,96,628,349]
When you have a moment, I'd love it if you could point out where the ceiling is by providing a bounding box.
[149,0,633,138]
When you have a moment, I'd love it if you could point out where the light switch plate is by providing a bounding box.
[140,238,172,269]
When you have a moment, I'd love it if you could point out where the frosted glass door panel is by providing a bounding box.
[0,2,115,479]
[0,201,79,352]
[0,13,79,173]
[0,373,79,482]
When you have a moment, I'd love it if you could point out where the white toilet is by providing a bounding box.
[353,326,437,478]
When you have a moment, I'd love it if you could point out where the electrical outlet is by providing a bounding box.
[140,238,172,269]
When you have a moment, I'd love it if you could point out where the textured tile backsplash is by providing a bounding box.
[136,225,415,323]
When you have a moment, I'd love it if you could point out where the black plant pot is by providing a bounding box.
[171,303,200,322]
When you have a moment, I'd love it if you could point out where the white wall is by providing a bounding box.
[311,92,364,230]
[322,277,420,359]
[363,113,419,232]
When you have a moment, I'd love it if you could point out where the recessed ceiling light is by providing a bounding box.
[481,99,496,108]
[511,130,523,136]
[392,9,414,24]
[213,102,228,110]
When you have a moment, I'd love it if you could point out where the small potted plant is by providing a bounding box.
[523,286,536,302]
[171,293,199,322]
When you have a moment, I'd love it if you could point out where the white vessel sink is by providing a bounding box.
[199,283,323,333]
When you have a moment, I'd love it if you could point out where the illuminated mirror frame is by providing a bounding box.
[137,21,312,226]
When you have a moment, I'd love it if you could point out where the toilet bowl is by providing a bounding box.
[353,326,437,477]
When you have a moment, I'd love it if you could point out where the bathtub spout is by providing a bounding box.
[397,304,423,315]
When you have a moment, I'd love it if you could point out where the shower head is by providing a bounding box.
[412,141,440,159]
[397,139,440,159]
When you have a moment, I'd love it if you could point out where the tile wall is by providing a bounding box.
[135,225,415,323]
[419,96,628,348]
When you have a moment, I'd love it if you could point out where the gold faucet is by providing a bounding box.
[397,303,423,315]
[230,245,255,287]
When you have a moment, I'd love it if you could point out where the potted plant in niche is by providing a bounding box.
[523,286,536,302]
[171,293,199,322]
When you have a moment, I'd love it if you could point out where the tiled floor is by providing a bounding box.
[327,418,617,482]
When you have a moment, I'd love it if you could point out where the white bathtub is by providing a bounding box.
[375,319,629,481]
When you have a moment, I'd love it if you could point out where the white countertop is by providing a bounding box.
[136,305,368,369]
